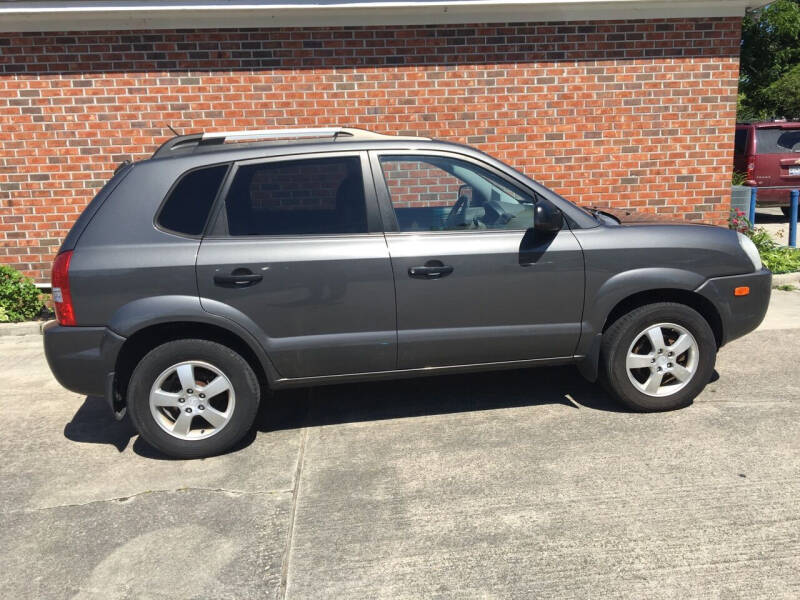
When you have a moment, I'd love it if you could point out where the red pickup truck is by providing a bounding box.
[734,121,800,218]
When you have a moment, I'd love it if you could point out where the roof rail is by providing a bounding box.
[152,127,427,158]
[152,133,204,157]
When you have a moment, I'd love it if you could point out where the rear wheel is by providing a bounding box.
[781,206,798,220]
[599,302,716,412]
[127,339,260,458]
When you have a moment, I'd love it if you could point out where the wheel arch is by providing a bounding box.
[112,320,274,413]
[602,288,723,348]
[577,285,724,383]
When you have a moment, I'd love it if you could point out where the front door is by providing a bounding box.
[370,151,584,369]
[196,152,396,379]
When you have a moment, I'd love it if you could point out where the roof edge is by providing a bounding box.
[0,1,755,33]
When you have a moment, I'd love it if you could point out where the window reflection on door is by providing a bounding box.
[379,155,536,232]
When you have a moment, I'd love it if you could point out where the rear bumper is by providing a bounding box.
[695,268,772,346]
[43,322,125,406]
[751,187,793,206]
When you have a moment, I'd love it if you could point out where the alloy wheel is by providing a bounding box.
[625,322,699,397]
[148,360,236,440]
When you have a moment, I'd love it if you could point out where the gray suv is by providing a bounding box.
[43,127,771,458]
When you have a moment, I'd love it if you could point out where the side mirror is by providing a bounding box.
[534,201,564,233]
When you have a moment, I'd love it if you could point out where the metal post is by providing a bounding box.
[790,190,798,248]
[749,187,757,226]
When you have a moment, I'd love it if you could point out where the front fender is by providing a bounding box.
[575,268,707,382]
[583,267,706,334]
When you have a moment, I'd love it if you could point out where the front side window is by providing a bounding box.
[379,155,536,232]
[225,156,367,236]
[158,164,229,236]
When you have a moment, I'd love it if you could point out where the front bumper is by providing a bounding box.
[695,268,772,346]
[43,322,126,410]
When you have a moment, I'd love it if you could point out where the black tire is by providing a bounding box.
[599,302,716,412]
[781,206,798,220]
[127,339,260,459]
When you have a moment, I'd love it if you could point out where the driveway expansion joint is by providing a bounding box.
[280,419,310,599]
[3,486,295,515]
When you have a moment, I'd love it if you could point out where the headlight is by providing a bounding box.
[737,232,762,271]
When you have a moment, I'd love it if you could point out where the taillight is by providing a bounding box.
[52,250,75,326]
[747,161,755,182]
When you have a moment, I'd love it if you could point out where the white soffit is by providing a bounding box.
[0,1,760,33]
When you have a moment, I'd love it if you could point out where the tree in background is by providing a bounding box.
[739,0,800,121]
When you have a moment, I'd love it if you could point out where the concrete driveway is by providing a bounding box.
[2,293,799,599]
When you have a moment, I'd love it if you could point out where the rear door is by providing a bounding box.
[196,151,397,379]
[370,150,584,370]
[754,126,800,194]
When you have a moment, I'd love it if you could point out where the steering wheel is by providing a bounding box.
[483,196,515,227]
[445,193,471,229]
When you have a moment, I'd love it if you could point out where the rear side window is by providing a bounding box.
[755,129,800,154]
[158,164,229,236]
[224,156,367,236]
[734,129,749,155]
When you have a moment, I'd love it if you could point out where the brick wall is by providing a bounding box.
[0,18,741,282]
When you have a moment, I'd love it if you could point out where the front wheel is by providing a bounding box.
[599,302,717,412]
[127,339,260,459]
[781,206,798,220]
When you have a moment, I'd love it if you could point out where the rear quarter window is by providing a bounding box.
[755,129,800,154]
[157,164,229,236]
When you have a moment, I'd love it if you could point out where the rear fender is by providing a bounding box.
[108,295,281,384]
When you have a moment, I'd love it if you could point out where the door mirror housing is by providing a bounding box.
[533,201,564,233]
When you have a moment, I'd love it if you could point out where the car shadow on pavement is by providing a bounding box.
[64,396,137,452]
[258,365,629,435]
[755,209,788,224]
[63,365,640,458]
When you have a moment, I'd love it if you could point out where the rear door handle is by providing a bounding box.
[213,269,263,287]
[408,262,454,279]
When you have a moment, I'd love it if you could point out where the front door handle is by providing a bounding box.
[213,268,263,287]
[408,261,454,279]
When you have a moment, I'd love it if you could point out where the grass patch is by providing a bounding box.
[749,229,800,274]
